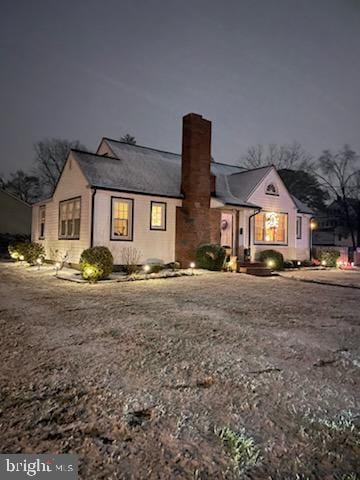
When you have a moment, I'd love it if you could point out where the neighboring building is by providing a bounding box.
[32,113,313,267]
[313,199,359,262]
[0,188,31,235]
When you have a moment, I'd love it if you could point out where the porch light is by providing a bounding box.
[310,220,317,230]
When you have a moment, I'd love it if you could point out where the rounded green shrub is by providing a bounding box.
[80,246,113,282]
[258,249,284,270]
[23,242,45,265]
[317,249,340,267]
[8,241,43,264]
[195,244,226,271]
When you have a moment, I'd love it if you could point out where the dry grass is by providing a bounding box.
[0,262,359,479]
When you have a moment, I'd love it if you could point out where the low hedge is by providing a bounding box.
[258,249,284,270]
[317,249,340,267]
[80,246,113,282]
[8,241,44,265]
[195,244,226,271]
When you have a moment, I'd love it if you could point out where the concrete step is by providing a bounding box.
[237,262,265,268]
[238,266,273,276]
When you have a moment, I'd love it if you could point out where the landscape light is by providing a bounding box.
[36,257,43,270]
[190,262,195,269]
[321,260,327,266]
[55,262,61,276]
[267,259,275,268]
[84,266,95,277]
[144,264,150,273]
[19,255,25,262]
[297,261,301,266]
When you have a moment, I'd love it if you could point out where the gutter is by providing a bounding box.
[90,187,97,247]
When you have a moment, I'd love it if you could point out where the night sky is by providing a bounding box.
[1,0,360,177]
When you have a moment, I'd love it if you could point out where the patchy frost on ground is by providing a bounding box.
[0,261,359,479]
[280,268,360,288]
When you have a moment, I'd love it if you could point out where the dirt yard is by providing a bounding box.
[0,262,359,479]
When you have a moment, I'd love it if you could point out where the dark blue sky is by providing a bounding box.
[1,0,359,177]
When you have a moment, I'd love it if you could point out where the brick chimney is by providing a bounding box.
[175,113,220,267]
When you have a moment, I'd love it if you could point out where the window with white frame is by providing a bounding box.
[296,216,302,239]
[59,197,81,239]
[254,212,288,244]
[111,197,133,240]
[39,205,46,239]
[150,201,166,230]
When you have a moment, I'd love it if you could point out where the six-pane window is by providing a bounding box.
[39,206,46,239]
[111,197,133,240]
[59,198,81,239]
[150,202,166,230]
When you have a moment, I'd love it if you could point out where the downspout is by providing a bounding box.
[247,208,261,262]
[90,187,97,247]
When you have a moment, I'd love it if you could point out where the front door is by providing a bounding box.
[221,212,233,251]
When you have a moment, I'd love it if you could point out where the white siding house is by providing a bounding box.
[32,113,313,267]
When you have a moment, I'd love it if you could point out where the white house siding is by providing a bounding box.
[93,189,182,264]
[246,168,309,261]
[295,214,312,260]
[32,153,92,264]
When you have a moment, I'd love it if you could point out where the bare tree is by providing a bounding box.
[314,145,360,248]
[120,134,136,145]
[4,170,41,204]
[241,142,313,170]
[34,138,86,194]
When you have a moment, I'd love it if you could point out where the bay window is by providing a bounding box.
[111,197,133,240]
[59,197,81,239]
[254,212,287,244]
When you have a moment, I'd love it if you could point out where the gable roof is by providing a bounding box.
[71,139,313,212]
[291,195,314,215]
[73,148,182,198]
[0,188,31,207]
[227,166,273,201]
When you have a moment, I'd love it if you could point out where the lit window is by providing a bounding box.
[150,202,166,230]
[39,206,46,239]
[255,212,287,243]
[111,197,133,240]
[59,198,81,239]
[265,183,279,196]
[296,216,302,239]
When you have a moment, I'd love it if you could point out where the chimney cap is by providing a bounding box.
[183,112,205,120]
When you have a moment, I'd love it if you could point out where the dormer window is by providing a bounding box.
[265,183,279,196]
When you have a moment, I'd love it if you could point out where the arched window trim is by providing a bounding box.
[265,183,279,196]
